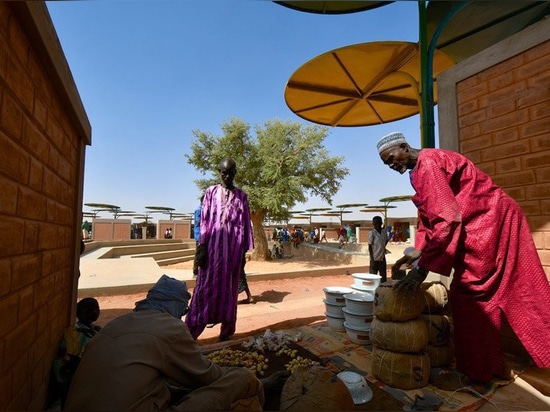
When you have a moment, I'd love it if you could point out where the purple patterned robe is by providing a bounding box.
[185,184,253,339]
[412,149,550,382]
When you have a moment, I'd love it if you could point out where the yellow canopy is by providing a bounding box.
[284,41,454,127]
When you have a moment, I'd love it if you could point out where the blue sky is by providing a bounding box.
[46,1,433,224]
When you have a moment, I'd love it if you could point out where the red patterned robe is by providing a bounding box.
[412,149,550,382]
[185,184,254,339]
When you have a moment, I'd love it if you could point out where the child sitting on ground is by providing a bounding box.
[47,297,101,410]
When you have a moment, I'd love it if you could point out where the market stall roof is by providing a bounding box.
[83,203,136,218]
[145,206,176,212]
[145,205,178,219]
[334,203,369,209]
[277,1,550,147]
[379,195,414,204]
[427,1,550,64]
[277,1,550,64]
[362,202,401,226]
[275,1,392,15]
[171,213,193,219]
[305,207,332,213]
[360,205,397,214]
[84,202,120,210]
[284,41,455,127]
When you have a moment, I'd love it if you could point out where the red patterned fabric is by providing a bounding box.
[412,149,550,382]
[185,184,254,339]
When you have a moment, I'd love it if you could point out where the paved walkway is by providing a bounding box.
[78,241,412,296]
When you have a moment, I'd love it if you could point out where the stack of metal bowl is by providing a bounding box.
[322,286,354,332]
[342,292,374,345]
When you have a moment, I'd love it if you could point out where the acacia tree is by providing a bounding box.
[185,117,349,260]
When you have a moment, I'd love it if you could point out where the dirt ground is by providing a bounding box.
[94,256,359,345]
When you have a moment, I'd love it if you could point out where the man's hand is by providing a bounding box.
[196,244,208,269]
[391,262,404,277]
[406,248,422,263]
[393,267,428,293]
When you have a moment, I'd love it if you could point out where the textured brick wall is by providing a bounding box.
[455,39,550,277]
[172,220,191,240]
[158,220,191,240]
[0,4,86,410]
[112,220,131,240]
[92,219,131,241]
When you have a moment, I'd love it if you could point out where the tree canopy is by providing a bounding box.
[185,117,349,259]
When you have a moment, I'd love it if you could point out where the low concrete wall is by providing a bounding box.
[82,238,187,254]
[281,242,370,265]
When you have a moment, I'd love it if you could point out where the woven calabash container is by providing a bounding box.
[373,282,424,322]
[371,347,430,390]
[420,281,449,314]
[421,314,452,347]
[426,342,454,367]
[370,317,429,353]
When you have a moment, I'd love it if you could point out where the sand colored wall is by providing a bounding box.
[0,3,90,410]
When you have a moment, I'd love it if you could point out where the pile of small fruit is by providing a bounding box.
[204,329,320,376]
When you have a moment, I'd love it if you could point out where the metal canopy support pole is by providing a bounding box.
[418,1,430,148]
[420,0,468,148]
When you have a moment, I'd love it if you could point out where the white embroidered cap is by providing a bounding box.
[376,131,406,154]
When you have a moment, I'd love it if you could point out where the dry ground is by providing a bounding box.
[94,255,360,344]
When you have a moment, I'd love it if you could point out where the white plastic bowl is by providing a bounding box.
[323,286,354,305]
[337,371,373,404]
[343,292,374,315]
[344,321,371,345]
[342,306,374,328]
[323,299,345,318]
[351,273,381,291]
[325,312,346,332]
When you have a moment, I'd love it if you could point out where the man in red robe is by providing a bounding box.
[377,131,550,382]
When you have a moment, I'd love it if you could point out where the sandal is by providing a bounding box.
[403,394,442,411]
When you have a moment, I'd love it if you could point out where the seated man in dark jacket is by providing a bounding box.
[64,275,266,411]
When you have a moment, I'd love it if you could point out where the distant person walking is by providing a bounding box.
[81,220,90,240]
[192,195,204,276]
[193,195,204,244]
[368,216,389,283]
[338,227,347,249]
[185,158,254,342]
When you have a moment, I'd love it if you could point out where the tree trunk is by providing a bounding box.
[250,211,270,261]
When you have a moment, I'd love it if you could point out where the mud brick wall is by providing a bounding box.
[454,41,550,277]
[439,17,550,278]
[0,3,90,410]
[92,219,132,241]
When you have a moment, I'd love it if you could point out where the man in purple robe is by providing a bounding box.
[377,132,550,383]
[185,157,254,342]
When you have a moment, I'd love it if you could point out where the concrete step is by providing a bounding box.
[101,242,195,258]
[156,255,195,266]
[131,248,195,261]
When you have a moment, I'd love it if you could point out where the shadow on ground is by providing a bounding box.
[250,289,291,304]
[197,316,326,346]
